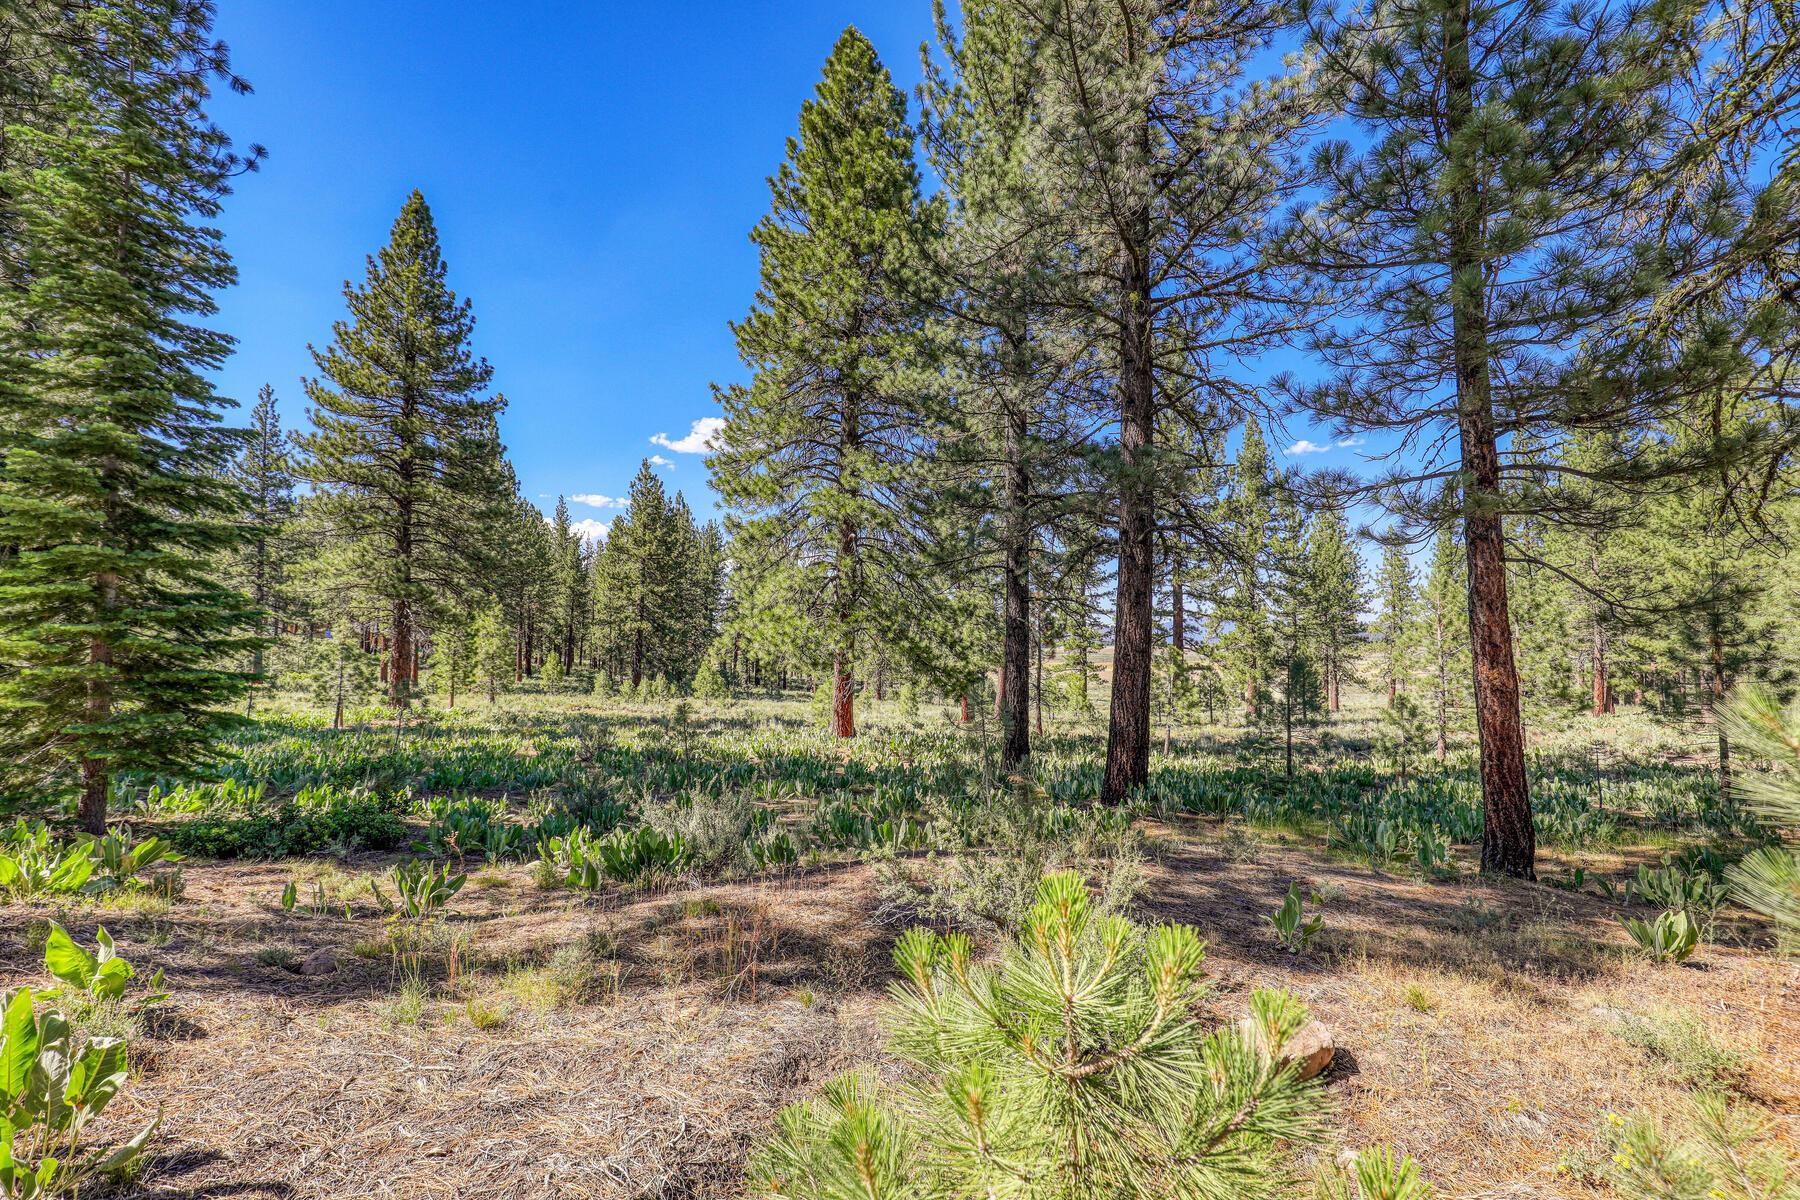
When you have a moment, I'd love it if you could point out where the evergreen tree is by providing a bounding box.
[471,603,512,705]
[299,613,378,730]
[548,496,590,674]
[1621,408,1787,798]
[227,384,298,704]
[1017,0,1313,803]
[1224,421,1278,722]
[432,609,476,708]
[1419,528,1470,762]
[751,873,1329,1199]
[1265,495,1322,778]
[1306,507,1363,714]
[594,462,687,686]
[0,1,260,831]
[919,0,1085,769]
[1286,0,1712,875]
[1372,543,1417,705]
[295,190,507,709]
[711,28,938,740]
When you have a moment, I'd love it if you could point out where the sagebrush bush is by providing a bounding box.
[752,872,1332,1199]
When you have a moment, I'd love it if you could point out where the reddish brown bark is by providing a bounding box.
[1448,1,1533,878]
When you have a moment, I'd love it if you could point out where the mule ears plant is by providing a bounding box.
[0,987,159,1196]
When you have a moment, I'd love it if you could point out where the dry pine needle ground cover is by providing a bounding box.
[0,697,1794,1199]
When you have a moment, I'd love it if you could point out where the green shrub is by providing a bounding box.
[751,872,1329,1199]
[1316,1146,1437,1199]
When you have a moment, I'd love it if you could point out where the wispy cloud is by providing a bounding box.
[650,416,726,455]
[1336,436,1367,449]
[648,454,674,468]
[569,493,626,508]
[1285,439,1332,455]
[569,518,611,543]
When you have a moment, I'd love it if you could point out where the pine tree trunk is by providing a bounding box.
[1000,402,1032,770]
[1035,625,1045,737]
[1102,206,1155,805]
[1171,575,1185,663]
[1591,620,1610,716]
[1447,4,1533,878]
[1708,628,1731,801]
[832,515,856,739]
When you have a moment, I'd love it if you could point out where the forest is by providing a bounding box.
[0,0,1795,1197]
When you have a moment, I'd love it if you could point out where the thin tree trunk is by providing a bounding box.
[832,515,856,739]
[1034,623,1045,737]
[1708,628,1731,800]
[1447,1,1533,878]
[1000,404,1032,769]
[1591,620,1610,716]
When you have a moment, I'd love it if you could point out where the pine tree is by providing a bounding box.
[1285,0,1713,875]
[1621,408,1787,799]
[1419,528,1470,763]
[751,873,1328,1199]
[1016,0,1313,803]
[295,190,507,709]
[594,462,686,686]
[1224,421,1278,723]
[1372,543,1417,705]
[0,1,261,831]
[1306,507,1364,714]
[1716,685,1800,940]
[471,603,512,706]
[299,611,378,729]
[1265,495,1321,778]
[711,28,938,740]
[548,496,590,674]
[227,384,298,705]
[919,0,1086,770]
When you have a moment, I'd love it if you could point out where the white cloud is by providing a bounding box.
[648,454,674,468]
[569,518,612,543]
[569,493,626,508]
[1285,439,1332,455]
[1336,436,1367,448]
[650,416,726,455]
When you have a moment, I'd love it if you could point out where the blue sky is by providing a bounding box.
[207,1,1364,542]
[207,2,946,539]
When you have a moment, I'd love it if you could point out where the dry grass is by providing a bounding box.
[0,822,1792,1199]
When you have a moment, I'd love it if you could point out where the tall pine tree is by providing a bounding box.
[296,191,507,707]
[711,28,937,739]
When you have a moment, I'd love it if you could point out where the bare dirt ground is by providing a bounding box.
[1,822,1793,1200]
